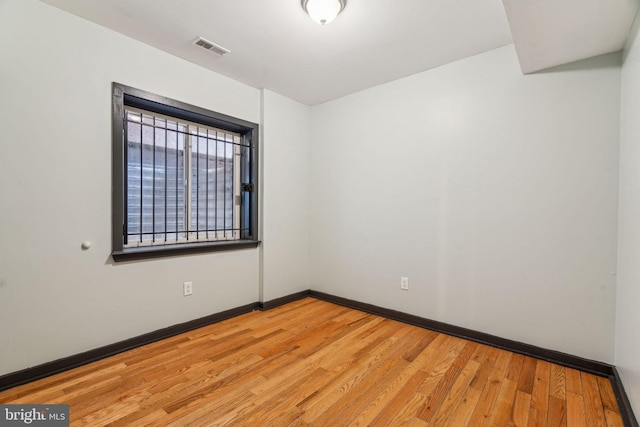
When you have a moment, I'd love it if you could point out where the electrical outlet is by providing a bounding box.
[183,281,193,296]
[401,277,409,290]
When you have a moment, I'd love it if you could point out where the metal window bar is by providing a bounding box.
[185,132,191,242]
[139,113,143,244]
[206,128,209,240]
[124,107,248,248]
[152,117,156,243]
[215,131,218,240]
[223,130,227,239]
[123,114,129,247]
[195,131,199,240]
[176,122,180,240]
[164,121,168,242]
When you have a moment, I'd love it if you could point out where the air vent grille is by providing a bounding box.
[193,37,230,56]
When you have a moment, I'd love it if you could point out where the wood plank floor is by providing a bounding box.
[0,298,623,426]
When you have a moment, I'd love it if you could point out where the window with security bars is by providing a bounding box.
[112,83,259,260]
[125,107,241,246]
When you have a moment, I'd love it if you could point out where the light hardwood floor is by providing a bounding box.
[0,298,624,426]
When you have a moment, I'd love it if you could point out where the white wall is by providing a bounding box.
[310,45,621,363]
[0,0,627,382]
[260,90,311,300]
[616,9,640,417]
[0,0,266,375]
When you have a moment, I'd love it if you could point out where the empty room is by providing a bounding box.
[1,0,640,425]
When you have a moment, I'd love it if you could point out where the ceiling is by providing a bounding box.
[41,0,638,106]
[503,0,639,73]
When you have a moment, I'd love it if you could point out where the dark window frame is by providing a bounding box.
[112,83,259,261]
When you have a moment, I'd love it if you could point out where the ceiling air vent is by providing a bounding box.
[193,37,230,56]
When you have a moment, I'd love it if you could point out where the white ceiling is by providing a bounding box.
[40,0,638,106]
[504,0,639,73]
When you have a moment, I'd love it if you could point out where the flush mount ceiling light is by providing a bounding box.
[301,0,346,25]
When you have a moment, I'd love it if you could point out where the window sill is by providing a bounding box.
[112,240,260,262]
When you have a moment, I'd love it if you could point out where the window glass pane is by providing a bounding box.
[188,129,236,239]
[165,125,185,242]
[126,120,141,240]
[140,119,154,239]
[211,131,234,235]
[125,107,240,246]
[191,131,207,237]
[126,110,186,246]
[223,133,234,234]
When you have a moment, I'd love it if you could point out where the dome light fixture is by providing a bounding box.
[301,0,346,25]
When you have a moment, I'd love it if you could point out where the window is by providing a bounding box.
[112,83,259,261]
